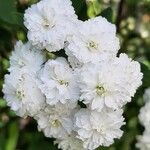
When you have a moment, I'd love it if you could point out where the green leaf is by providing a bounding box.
[71,0,88,20]
[11,12,24,26]
[0,98,6,108]
[0,0,23,26]
[5,122,19,150]
[100,7,113,22]
[71,0,84,14]
[140,63,150,88]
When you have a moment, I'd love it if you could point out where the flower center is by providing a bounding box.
[58,80,69,86]
[87,41,98,51]
[18,60,25,68]
[51,119,61,128]
[16,88,25,100]
[43,18,55,28]
[96,85,106,96]
[96,125,106,134]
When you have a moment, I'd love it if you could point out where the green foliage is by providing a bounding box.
[0,0,23,27]
[141,63,150,88]
[0,0,150,150]
[5,122,19,150]
[100,7,113,22]
[71,0,88,20]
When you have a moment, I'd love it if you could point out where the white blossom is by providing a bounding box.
[136,131,150,150]
[139,102,150,130]
[136,88,150,149]
[9,41,45,74]
[65,16,120,65]
[143,88,150,103]
[54,132,85,150]
[78,54,142,111]
[24,0,78,51]
[38,57,80,105]
[35,103,76,139]
[2,70,45,117]
[74,108,125,150]
[113,54,143,98]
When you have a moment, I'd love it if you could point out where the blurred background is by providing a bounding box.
[0,0,150,149]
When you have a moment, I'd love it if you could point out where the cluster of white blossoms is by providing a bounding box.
[136,88,150,150]
[2,0,143,150]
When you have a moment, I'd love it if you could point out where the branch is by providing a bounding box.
[116,0,125,33]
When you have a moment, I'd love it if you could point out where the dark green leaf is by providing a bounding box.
[100,7,113,22]
[0,0,24,26]
[140,63,150,87]
[71,0,88,20]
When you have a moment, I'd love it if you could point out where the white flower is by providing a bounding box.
[139,102,150,130]
[113,54,143,98]
[65,16,120,65]
[38,57,80,105]
[54,132,85,150]
[24,0,78,51]
[2,70,45,117]
[78,54,142,111]
[35,103,75,139]
[136,88,150,149]
[143,88,150,103]
[9,41,45,74]
[74,108,125,150]
[136,131,150,150]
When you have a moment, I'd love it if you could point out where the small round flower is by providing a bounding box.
[136,131,150,150]
[35,103,76,139]
[9,41,46,74]
[24,0,78,51]
[2,70,45,117]
[38,57,80,105]
[65,16,120,66]
[78,54,142,111]
[54,132,85,150]
[143,88,150,103]
[74,108,125,150]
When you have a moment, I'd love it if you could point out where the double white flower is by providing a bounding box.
[38,57,80,105]
[74,108,125,149]
[3,70,45,117]
[65,16,120,67]
[35,103,76,139]
[78,54,142,111]
[24,0,78,51]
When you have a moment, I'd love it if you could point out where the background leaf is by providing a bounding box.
[100,7,113,22]
[71,0,88,20]
[0,0,23,27]
[141,63,150,88]
[5,122,19,150]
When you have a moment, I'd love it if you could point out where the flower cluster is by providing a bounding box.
[2,0,143,150]
[136,88,150,150]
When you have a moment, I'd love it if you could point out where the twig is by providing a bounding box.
[116,0,125,33]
